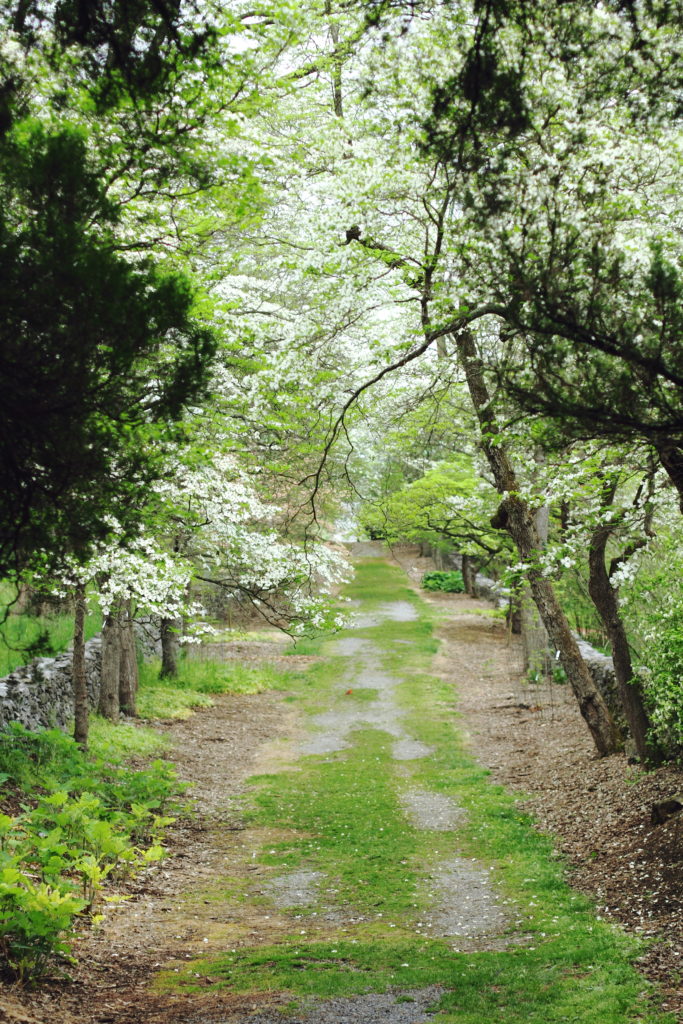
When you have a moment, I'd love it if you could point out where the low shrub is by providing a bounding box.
[0,723,183,981]
[420,570,465,593]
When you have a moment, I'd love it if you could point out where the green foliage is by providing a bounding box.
[0,586,102,677]
[137,653,295,719]
[421,570,465,593]
[614,530,683,756]
[359,459,505,567]
[0,118,216,578]
[0,870,86,983]
[0,723,182,980]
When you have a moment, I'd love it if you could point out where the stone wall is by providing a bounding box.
[574,637,624,733]
[0,637,102,732]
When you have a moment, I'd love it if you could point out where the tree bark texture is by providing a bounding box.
[655,442,683,512]
[456,330,619,757]
[118,600,138,716]
[521,456,551,679]
[73,585,89,750]
[461,554,476,596]
[98,611,120,720]
[160,617,180,679]
[588,524,655,761]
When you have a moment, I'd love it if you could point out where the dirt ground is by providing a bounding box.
[392,547,683,1021]
[2,548,683,1023]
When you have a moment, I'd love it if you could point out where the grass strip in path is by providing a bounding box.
[159,557,674,1024]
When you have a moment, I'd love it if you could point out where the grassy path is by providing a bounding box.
[158,554,672,1023]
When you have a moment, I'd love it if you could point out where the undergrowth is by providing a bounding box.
[0,721,183,982]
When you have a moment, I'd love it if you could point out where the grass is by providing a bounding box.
[0,585,101,677]
[136,652,301,719]
[159,557,673,1023]
[88,714,171,760]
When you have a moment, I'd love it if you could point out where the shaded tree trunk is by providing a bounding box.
[98,611,120,721]
[73,584,88,750]
[456,330,619,757]
[588,522,656,762]
[160,617,180,679]
[461,554,476,596]
[118,600,138,716]
[507,589,522,635]
[655,442,683,512]
[521,494,551,681]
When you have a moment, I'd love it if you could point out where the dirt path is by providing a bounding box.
[390,547,683,1021]
[4,545,682,1023]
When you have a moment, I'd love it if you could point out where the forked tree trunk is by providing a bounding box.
[73,584,89,750]
[588,523,656,761]
[456,330,619,757]
[98,611,120,721]
[159,617,180,679]
[118,600,138,716]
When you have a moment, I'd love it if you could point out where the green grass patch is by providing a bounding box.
[164,936,665,1024]
[136,655,299,719]
[286,635,325,657]
[344,559,419,607]
[250,729,423,917]
[88,715,170,761]
[0,587,101,677]
[158,558,673,1023]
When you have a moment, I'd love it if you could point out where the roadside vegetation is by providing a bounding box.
[0,585,101,677]
[0,645,297,983]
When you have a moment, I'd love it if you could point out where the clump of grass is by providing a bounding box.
[0,585,101,677]
[88,715,170,760]
[136,655,299,719]
[286,635,325,657]
[136,684,213,720]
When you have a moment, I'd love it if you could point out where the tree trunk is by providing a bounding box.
[325,0,344,118]
[461,554,476,596]
[159,617,180,679]
[521,587,551,679]
[655,442,683,512]
[588,524,656,761]
[98,611,120,720]
[456,330,619,757]
[521,457,551,680]
[118,600,138,716]
[73,585,89,750]
[520,495,552,679]
[507,589,522,635]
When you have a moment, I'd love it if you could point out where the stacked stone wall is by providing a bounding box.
[0,638,102,732]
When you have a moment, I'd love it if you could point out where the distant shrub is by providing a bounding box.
[421,570,465,593]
